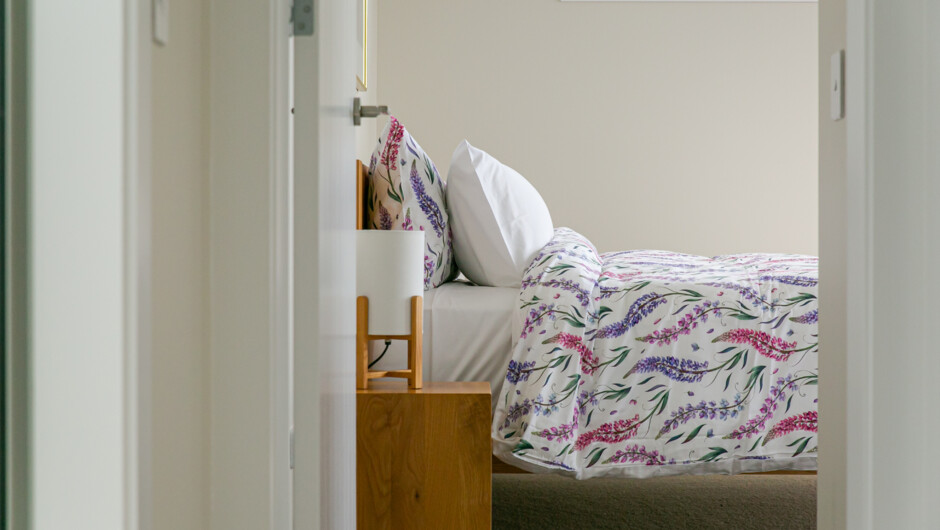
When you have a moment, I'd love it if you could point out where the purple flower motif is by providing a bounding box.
[790,309,818,325]
[376,204,392,230]
[725,375,798,440]
[760,275,818,287]
[409,161,445,238]
[705,282,769,308]
[520,303,557,339]
[626,356,709,384]
[594,293,667,339]
[423,254,434,290]
[618,261,700,269]
[521,277,592,308]
[577,390,599,417]
[659,394,746,437]
[597,286,622,300]
[636,300,720,346]
[533,393,560,417]
[503,399,533,428]
[505,360,536,384]
[603,445,676,466]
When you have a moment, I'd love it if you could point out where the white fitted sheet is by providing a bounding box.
[368,280,518,398]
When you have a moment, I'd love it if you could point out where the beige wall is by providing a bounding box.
[151,1,210,528]
[378,0,818,256]
[817,0,845,528]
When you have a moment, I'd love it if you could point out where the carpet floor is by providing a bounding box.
[493,474,816,530]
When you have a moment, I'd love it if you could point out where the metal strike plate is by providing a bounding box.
[293,0,314,36]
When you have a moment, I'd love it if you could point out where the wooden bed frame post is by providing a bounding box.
[407,296,423,388]
[356,295,423,390]
[356,296,371,389]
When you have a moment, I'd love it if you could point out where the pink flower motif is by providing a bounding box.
[547,333,600,375]
[636,301,718,346]
[712,329,798,361]
[763,411,818,445]
[533,420,578,442]
[401,208,413,231]
[603,444,671,466]
[573,414,641,451]
[380,117,404,169]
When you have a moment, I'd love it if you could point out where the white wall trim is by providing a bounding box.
[844,0,873,527]
[208,0,290,527]
[123,1,153,529]
[29,0,150,526]
[270,0,293,527]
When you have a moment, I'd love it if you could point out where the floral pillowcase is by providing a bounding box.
[367,117,457,290]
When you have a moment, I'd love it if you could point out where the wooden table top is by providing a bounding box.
[357,380,490,395]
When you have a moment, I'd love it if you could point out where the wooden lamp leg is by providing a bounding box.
[408,295,423,389]
[357,296,370,389]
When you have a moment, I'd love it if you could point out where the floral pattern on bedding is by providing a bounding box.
[492,228,818,478]
[367,117,457,289]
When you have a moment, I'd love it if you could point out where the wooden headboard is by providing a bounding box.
[356,160,368,230]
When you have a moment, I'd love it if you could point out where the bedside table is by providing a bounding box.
[356,381,492,529]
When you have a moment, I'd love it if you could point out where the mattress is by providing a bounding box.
[368,279,518,398]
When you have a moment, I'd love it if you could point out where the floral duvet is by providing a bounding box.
[492,229,818,479]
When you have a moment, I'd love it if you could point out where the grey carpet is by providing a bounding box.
[493,474,816,530]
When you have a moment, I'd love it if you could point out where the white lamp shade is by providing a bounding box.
[356,230,425,336]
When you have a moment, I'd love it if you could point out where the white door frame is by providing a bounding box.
[23,0,152,528]
[838,0,940,527]
[207,0,293,528]
[292,0,358,527]
[843,0,873,527]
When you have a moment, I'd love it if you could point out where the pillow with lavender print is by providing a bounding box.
[367,117,458,290]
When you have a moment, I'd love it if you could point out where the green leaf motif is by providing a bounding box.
[586,448,606,468]
[792,438,811,457]
[748,437,763,452]
[683,425,705,444]
[698,447,728,463]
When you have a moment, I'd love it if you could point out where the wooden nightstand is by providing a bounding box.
[356,381,492,529]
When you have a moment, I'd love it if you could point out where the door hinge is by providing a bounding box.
[289,426,295,469]
[292,0,314,36]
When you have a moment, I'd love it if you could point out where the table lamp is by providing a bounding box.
[356,230,425,389]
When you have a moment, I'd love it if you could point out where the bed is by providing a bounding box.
[492,228,818,479]
[356,159,818,480]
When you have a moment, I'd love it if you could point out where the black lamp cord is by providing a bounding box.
[368,339,393,369]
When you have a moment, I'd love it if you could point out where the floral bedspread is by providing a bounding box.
[492,228,818,479]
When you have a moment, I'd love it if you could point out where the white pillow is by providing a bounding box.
[446,141,553,287]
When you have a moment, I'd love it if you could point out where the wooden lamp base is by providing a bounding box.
[356,295,423,390]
